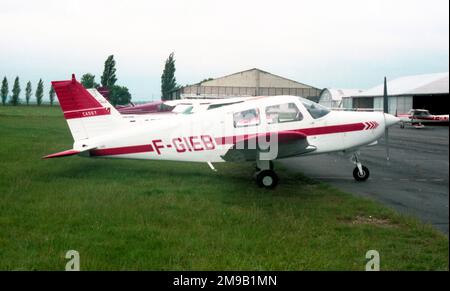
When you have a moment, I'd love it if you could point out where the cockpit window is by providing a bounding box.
[298,97,330,119]
[411,110,429,116]
[233,108,260,128]
[265,103,303,124]
[172,104,194,114]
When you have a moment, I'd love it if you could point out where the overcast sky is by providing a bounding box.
[1,0,448,101]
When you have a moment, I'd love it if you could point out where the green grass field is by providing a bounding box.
[0,106,448,270]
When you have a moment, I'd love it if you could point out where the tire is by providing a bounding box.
[353,166,370,182]
[256,170,279,189]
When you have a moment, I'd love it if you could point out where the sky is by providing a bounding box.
[0,0,448,101]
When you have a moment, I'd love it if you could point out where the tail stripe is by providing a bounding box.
[51,74,122,141]
[52,74,106,118]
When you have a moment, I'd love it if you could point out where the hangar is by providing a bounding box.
[319,88,364,109]
[169,68,321,101]
[342,72,449,115]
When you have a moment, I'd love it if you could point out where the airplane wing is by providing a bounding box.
[221,131,316,162]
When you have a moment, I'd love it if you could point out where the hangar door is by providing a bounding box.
[413,94,449,115]
[352,97,373,110]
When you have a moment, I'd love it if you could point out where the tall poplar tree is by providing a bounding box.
[25,81,32,105]
[35,79,44,106]
[161,52,177,100]
[1,77,8,105]
[11,77,21,105]
[100,55,117,88]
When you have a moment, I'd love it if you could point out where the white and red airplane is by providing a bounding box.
[397,109,449,128]
[44,75,400,188]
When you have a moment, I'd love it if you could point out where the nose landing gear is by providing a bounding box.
[352,152,370,182]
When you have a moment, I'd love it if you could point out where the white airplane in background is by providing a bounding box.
[398,109,449,129]
[89,89,247,122]
[44,75,399,188]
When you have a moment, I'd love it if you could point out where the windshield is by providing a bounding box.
[298,96,330,119]
[414,110,429,116]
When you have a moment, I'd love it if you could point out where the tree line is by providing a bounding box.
[81,52,180,102]
[1,52,180,106]
[1,77,51,106]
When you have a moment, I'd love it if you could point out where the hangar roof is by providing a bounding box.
[351,72,449,98]
[322,88,364,101]
[196,68,319,89]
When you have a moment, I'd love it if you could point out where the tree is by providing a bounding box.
[1,77,8,105]
[100,55,117,88]
[35,79,44,106]
[161,52,178,100]
[25,81,32,105]
[81,73,98,89]
[109,85,132,106]
[49,85,55,106]
[11,77,21,106]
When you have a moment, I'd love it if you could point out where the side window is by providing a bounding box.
[265,103,303,124]
[233,108,260,128]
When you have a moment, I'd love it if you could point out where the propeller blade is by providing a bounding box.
[383,76,390,161]
[383,77,388,114]
[385,128,390,161]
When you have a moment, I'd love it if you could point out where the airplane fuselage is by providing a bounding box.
[75,96,390,163]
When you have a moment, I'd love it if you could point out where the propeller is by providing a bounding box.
[383,76,390,161]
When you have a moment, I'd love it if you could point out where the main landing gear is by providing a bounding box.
[351,152,370,182]
[255,160,278,189]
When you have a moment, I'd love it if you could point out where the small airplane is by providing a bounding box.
[116,100,173,115]
[114,96,248,116]
[44,74,399,188]
[397,109,449,129]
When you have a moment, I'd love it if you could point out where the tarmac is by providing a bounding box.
[280,125,449,234]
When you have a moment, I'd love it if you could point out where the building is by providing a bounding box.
[342,72,449,115]
[170,68,321,101]
[319,88,364,109]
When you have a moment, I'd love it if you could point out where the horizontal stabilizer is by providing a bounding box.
[43,149,80,159]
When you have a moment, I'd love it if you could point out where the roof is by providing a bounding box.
[352,72,449,97]
[206,68,319,89]
[322,88,364,101]
[178,68,320,90]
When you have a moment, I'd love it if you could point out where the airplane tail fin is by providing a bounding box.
[52,74,124,141]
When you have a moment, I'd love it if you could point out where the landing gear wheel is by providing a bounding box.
[353,166,370,182]
[256,170,278,189]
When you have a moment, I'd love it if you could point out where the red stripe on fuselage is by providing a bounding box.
[87,122,369,156]
[298,122,365,136]
[90,144,154,156]
[215,122,366,145]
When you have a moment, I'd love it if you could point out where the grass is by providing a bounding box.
[0,105,448,270]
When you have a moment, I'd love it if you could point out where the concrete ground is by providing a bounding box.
[280,125,449,234]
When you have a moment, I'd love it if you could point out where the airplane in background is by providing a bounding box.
[397,109,449,129]
[116,100,173,115]
[90,89,252,122]
[115,96,248,115]
[44,74,399,189]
